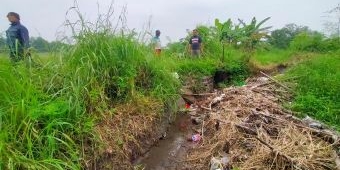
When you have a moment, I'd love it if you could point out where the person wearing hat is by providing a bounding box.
[151,30,162,56]
[6,12,30,62]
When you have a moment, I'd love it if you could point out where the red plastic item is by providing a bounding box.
[185,103,191,109]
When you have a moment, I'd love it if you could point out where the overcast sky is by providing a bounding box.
[1,0,339,42]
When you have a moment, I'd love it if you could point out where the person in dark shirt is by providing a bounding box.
[188,29,203,57]
[6,12,30,62]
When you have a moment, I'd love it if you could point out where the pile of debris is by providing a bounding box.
[183,75,340,170]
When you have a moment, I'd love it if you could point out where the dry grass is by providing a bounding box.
[185,77,339,170]
[88,95,164,169]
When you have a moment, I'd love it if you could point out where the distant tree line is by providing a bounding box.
[0,36,6,52]
[0,36,69,53]
[269,23,340,52]
[268,23,310,49]
[166,20,340,56]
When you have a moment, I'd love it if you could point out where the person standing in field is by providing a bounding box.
[6,12,30,62]
[152,30,162,56]
[188,29,203,57]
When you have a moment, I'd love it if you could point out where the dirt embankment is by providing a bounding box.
[87,73,340,170]
[85,96,174,169]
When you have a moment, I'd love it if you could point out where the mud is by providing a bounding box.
[134,113,196,170]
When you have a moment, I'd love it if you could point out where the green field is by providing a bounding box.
[284,52,340,129]
[0,16,339,170]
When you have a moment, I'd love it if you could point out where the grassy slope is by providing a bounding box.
[0,44,250,169]
[252,48,295,65]
[252,49,340,130]
[284,52,340,130]
[0,43,339,169]
[0,32,183,169]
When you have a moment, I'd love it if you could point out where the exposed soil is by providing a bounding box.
[135,76,340,170]
[134,113,195,170]
[92,71,339,170]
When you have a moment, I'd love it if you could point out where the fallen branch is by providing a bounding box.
[200,105,212,111]
[235,122,306,169]
[181,92,216,96]
[334,151,340,170]
[260,71,292,91]
[208,94,226,110]
[201,120,205,140]
[235,124,258,136]
[254,111,339,144]
[250,81,275,89]
[254,137,305,170]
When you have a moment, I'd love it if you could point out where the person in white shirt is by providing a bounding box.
[152,30,162,56]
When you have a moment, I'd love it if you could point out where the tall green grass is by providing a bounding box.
[253,48,294,65]
[0,61,90,169]
[285,52,340,130]
[166,46,250,87]
[1,8,338,170]
[63,31,180,105]
[0,30,181,170]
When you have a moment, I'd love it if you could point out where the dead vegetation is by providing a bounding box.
[88,96,165,169]
[185,76,340,170]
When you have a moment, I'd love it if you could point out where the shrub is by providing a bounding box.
[290,32,326,52]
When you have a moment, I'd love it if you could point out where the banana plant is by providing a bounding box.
[215,17,272,55]
[239,17,272,49]
[215,18,238,59]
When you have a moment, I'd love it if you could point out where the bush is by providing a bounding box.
[173,47,249,87]
[323,37,340,52]
[290,32,326,52]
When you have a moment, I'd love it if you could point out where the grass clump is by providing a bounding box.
[0,14,181,170]
[285,52,340,130]
[0,61,92,169]
[252,48,294,66]
[63,31,180,107]
[171,47,250,89]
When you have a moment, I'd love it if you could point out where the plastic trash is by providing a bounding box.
[221,155,229,166]
[210,155,230,170]
[303,116,324,129]
[185,103,191,109]
[172,72,179,79]
[309,122,323,129]
[210,157,222,170]
[191,134,201,142]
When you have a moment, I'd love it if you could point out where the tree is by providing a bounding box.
[0,36,7,53]
[323,3,340,38]
[215,17,271,57]
[214,18,237,59]
[195,25,222,55]
[49,41,70,51]
[30,37,50,52]
[0,37,6,47]
[238,17,272,49]
[269,23,310,49]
